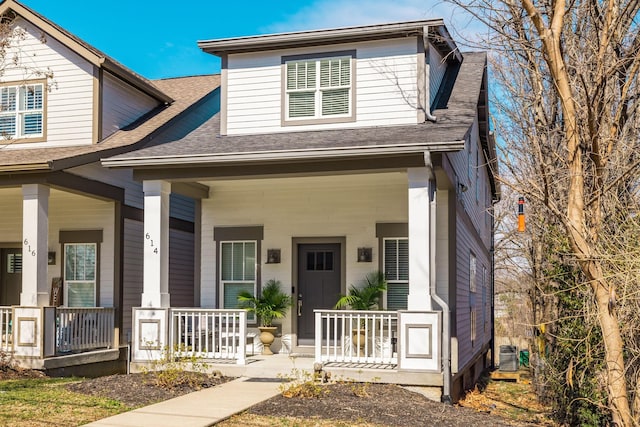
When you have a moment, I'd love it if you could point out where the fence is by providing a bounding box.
[169,309,247,364]
[56,307,115,354]
[315,310,397,366]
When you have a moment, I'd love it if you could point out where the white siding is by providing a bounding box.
[225,38,419,135]
[2,17,94,148]
[102,72,159,139]
[428,45,447,106]
[200,172,408,323]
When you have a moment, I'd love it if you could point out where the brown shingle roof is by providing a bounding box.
[0,74,220,172]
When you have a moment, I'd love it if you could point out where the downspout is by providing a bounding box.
[423,28,437,122]
[425,152,451,403]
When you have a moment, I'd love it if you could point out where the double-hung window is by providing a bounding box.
[220,241,256,321]
[383,238,409,310]
[0,82,44,140]
[284,52,354,124]
[64,243,97,307]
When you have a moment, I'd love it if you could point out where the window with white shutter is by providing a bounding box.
[0,82,45,141]
[220,241,257,322]
[64,243,97,307]
[283,52,354,124]
[383,238,409,310]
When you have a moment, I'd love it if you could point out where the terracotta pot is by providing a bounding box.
[258,326,278,355]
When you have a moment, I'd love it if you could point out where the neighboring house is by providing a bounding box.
[0,0,219,371]
[104,20,499,401]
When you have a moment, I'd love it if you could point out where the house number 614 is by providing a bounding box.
[23,238,36,256]
[145,233,159,254]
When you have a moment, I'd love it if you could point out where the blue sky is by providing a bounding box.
[22,0,478,80]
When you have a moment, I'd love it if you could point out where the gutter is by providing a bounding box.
[424,152,452,404]
[102,140,466,168]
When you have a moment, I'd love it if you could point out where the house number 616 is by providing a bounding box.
[145,233,159,254]
[23,238,36,256]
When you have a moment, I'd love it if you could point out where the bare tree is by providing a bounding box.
[447,1,640,424]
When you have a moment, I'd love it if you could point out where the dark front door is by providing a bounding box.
[0,248,22,306]
[297,243,341,343]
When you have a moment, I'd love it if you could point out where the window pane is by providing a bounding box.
[289,92,315,117]
[307,252,315,271]
[221,242,233,281]
[22,85,42,110]
[65,245,76,279]
[398,239,409,281]
[22,113,42,135]
[76,244,86,280]
[85,244,96,280]
[0,115,16,137]
[384,240,398,280]
[232,242,244,280]
[224,282,254,309]
[1,87,16,111]
[340,58,350,86]
[7,253,22,273]
[325,251,333,271]
[321,89,349,115]
[66,282,95,307]
[244,242,255,281]
[387,283,409,310]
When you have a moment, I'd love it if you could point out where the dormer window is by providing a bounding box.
[283,51,356,125]
[0,82,45,141]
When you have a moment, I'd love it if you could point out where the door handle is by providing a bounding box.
[297,297,303,317]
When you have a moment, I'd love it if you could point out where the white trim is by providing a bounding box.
[102,140,466,168]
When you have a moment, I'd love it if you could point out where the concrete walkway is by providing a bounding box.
[84,354,315,427]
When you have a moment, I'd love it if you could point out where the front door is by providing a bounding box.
[297,243,341,344]
[0,248,22,306]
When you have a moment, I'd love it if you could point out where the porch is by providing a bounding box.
[0,306,118,370]
[129,307,443,386]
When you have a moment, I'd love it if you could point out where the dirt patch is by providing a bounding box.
[65,372,232,407]
[0,365,47,380]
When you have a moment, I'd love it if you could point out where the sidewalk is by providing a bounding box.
[84,354,314,427]
[84,377,281,427]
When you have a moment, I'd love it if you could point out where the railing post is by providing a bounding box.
[314,310,322,363]
[237,311,246,365]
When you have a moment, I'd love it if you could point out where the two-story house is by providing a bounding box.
[0,0,219,373]
[104,20,498,401]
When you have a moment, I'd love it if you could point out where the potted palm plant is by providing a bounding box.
[237,279,292,355]
[334,271,387,356]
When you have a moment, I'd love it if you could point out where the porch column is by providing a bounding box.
[407,168,432,311]
[142,180,170,307]
[21,184,50,306]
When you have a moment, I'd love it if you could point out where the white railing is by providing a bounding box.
[0,307,12,352]
[315,310,397,366]
[170,309,247,364]
[56,308,115,354]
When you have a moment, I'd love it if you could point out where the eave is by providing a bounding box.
[198,19,448,55]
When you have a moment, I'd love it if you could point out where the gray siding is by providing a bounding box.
[122,219,144,342]
[169,229,195,307]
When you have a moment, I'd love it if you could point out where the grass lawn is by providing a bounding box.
[0,377,130,427]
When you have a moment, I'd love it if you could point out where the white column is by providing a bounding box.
[21,184,50,307]
[142,180,170,307]
[407,168,432,311]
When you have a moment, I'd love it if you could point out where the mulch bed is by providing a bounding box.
[65,371,232,407]
[248,382,527,427]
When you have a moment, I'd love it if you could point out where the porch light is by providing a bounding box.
[266,249,281,264]
[357,247,372,262]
